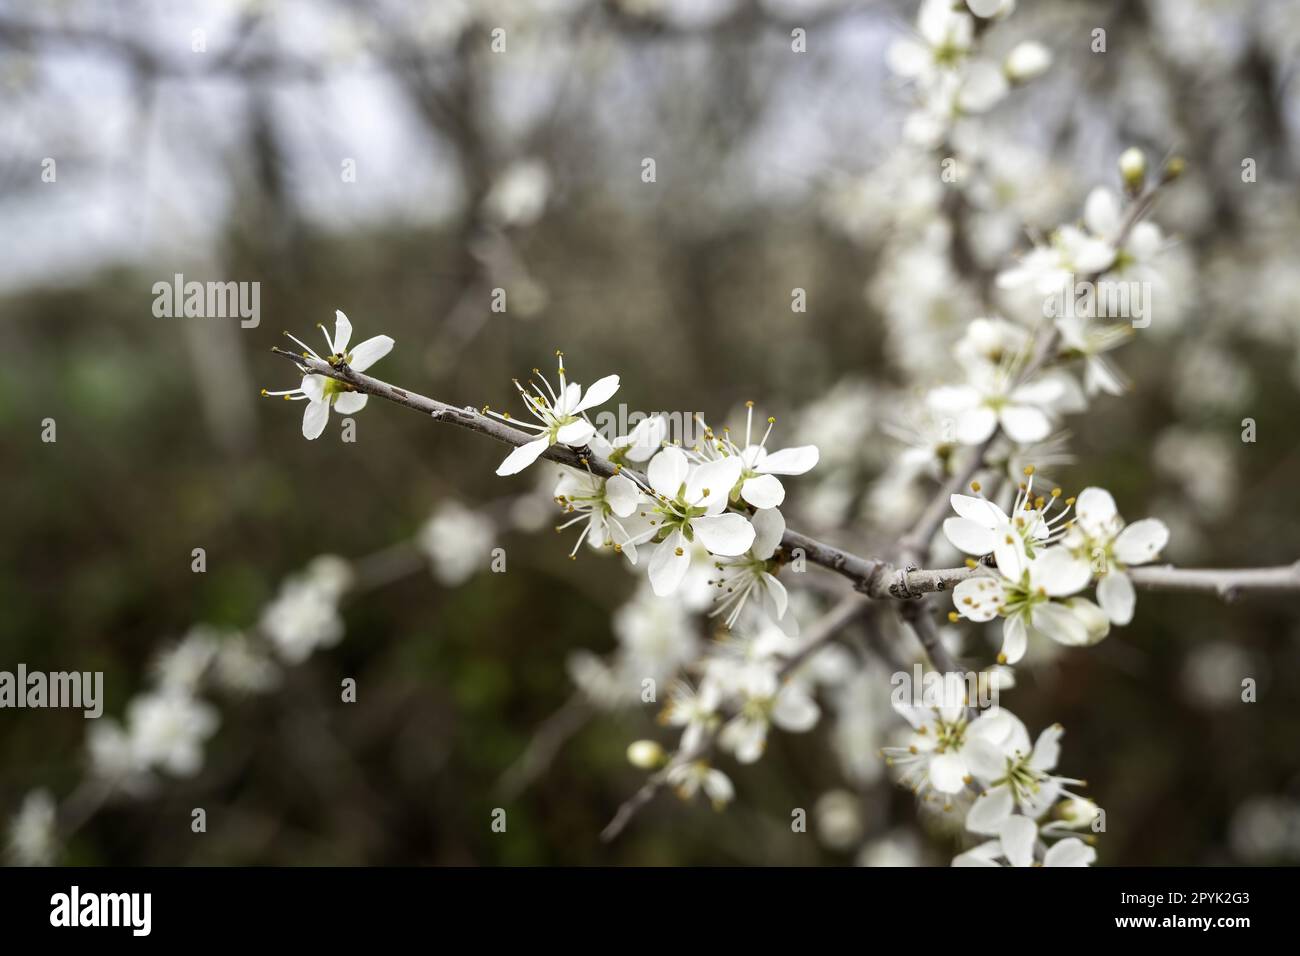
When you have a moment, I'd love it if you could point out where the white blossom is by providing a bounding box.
[490,351,620,476]
[1065,486,1170,625]
[419,499,497,585]
[265,310,395,440]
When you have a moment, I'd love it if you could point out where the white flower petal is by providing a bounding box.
[999,815,1038,868]
[648,532,691,596]
[953,841,1004,867]
[992,524,1027,582]
[957,406,999,445]
[647,446,689,499]
[347,335,394,372]
[1065,597,1112,644]
[496,436,551,476]
[771,686,819,732]
[556,419,596,446]
[1113,518,1169,566]
[750,506,786,559]
[300,374,326,402]
[1030,724,1063,772]
[333,310,353,353]
[953,577,1005,622]
[944,517,996,556]
[692,513,756,557]
[950,493,1008,527]
[333,391,368,415]
[1097,570,1136,625]
[928,752,968,794]
[1044,837,1096,867]
[1001,614,1028,664]
[687,455,743,510]
[1083,187,1122,239]
[574,374,620,413]
[757,445,819,476]
[302,400,330,440]
[604,474,639,517]
[1073,487,1118,537]
[999,404,1052,443]
[1030,601,1089,647]
[966,784,1014,834]
[741,473,785,509]
[1031,548,1092,597]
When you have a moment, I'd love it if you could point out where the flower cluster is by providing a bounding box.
[947,470,1168,664]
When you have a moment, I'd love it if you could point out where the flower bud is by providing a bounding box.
[1118,147,1146,195]
[1056,796,1101,829]
[1004,42,1052,83]
[1161,155,1186,184]
[626,739,665,769]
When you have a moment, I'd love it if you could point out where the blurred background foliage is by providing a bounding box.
[3,0,1300,865]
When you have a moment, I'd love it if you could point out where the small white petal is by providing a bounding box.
[957,406,999,445]
[1030,601,1089,647]
[347,335,394,372]
[333,310,353,353]
[999,815,1038,868]
[999,404,1052,444]
[647,446,689,499]
[692,513,755,557]
[1074,487,1119,537]
[648,532,691,596]
[966,784,1014,834]
[750,506,786,560]
[1031,548,1092,597]
[300,374,326,402]
[574,374,620,413]
[333,391,368,415]
[741,473,785,509]
[556,419,596,447]
[604,474,639,517]
[944,517,996,556]
[758,445,819,475]
[1084,187,1122,239]
[1029,724,1063,772]
[496,436,551,476]
[687,456,743,511]
[950,493,1008,527]
[1113,518,1169,566]
[771,686,819,732]
[1044,837,1096,867]
[953,577,1004,622]
[1001,614,1028,664]
[1097,570,1136,625]
[302,400,330,440]
[928,752,968,794]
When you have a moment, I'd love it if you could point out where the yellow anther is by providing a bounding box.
[970,481,981,492]
[1051,488,1062,497]
[1024,465,1035,476]
[964,558,978,569]
[948,611,960,623]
